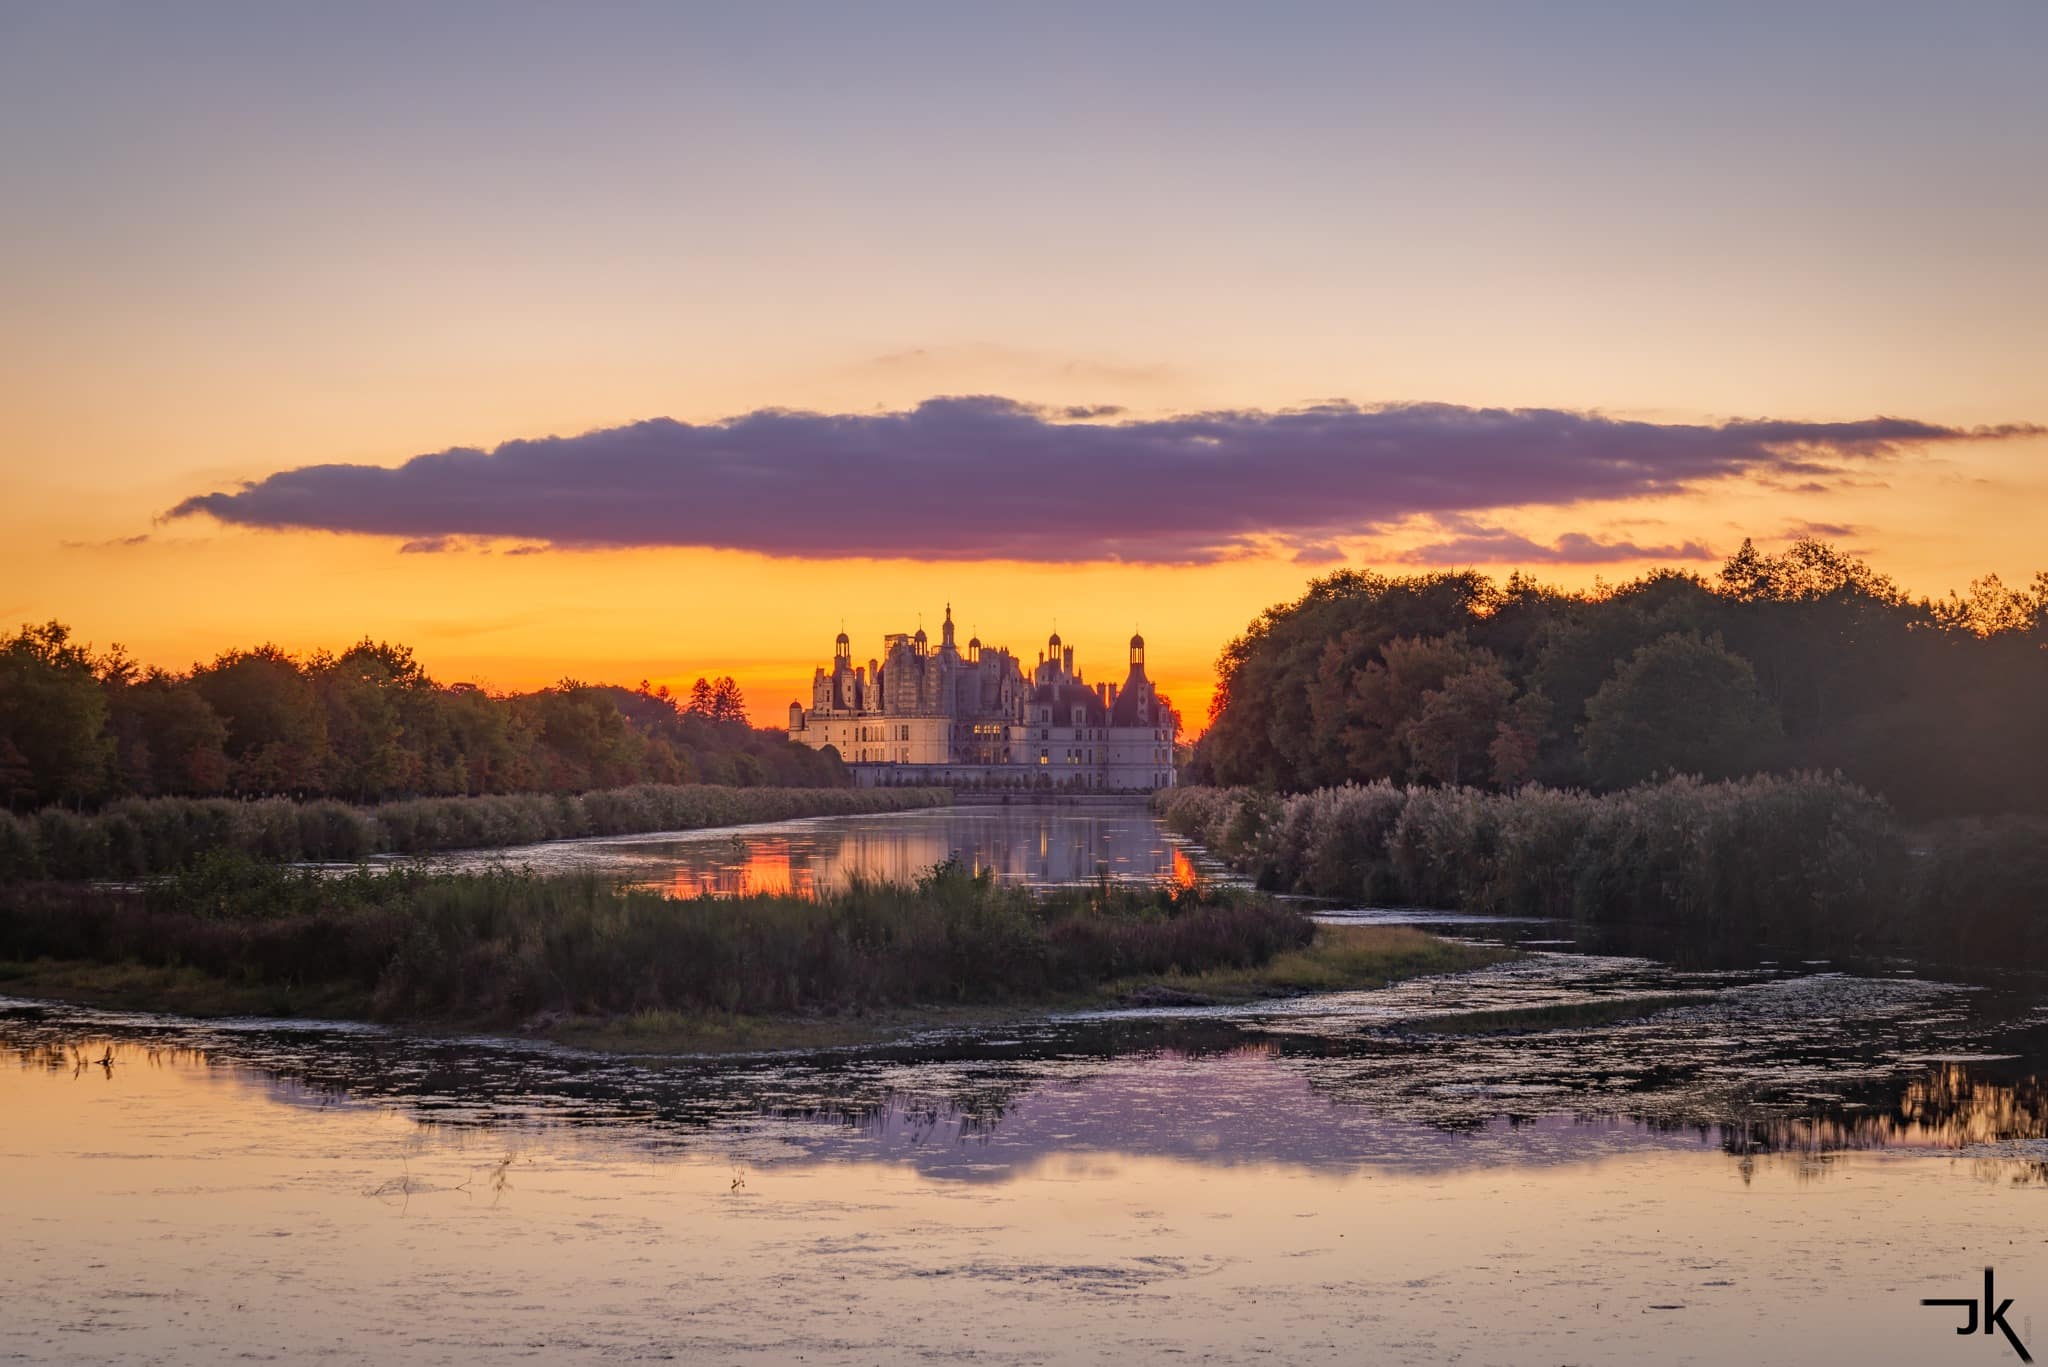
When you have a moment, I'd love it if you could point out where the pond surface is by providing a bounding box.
[389,798,1200,895]
[7,800,2048,1365]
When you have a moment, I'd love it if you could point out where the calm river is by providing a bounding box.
[6,800,2048,1365]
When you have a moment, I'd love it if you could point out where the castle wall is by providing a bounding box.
[789,615,1177,791]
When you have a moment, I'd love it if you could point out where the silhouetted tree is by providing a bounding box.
[708,675,748,723]
[1195,536,2046,817]
[0,622,113,806]
[1580,633,1781,786]
[191,645,329,794]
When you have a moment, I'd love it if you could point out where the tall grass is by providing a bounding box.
[0,857,1311,1021]
[1158,775,2047,967]
[0,784,952,882]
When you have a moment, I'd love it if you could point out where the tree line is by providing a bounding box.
[0,626,843,809]
[1191,539,2048,819]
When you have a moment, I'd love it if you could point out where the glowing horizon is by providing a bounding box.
[3,4,2043,731]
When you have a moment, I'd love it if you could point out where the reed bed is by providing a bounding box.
[1157,776,2047,967]
[0,857,1311,1023]
[0,784,952,882]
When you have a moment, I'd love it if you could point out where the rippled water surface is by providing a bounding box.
[7,801,2048,1365]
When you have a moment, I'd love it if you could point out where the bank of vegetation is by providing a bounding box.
[0,784,952,882]
[1193,538,2047,820]
[0,623,843,809]
[1158,778,2048,970]
[0,858,1506,1044]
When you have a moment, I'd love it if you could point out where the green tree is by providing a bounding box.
[0,622,113,805]
[1402,658,1517,787]
[1581,633,1781,787]
[107,671,230,796]
[313,640,430,800]
[190,645,330,794]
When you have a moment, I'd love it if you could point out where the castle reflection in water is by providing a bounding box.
[610,803,1202,900]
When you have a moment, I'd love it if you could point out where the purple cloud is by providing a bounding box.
[1395,524,1718,566]
[165,397,2038,564]
[1782,520,1861,539]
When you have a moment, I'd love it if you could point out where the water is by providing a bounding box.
[6,801,2048,1365]
[386,798,1204,895]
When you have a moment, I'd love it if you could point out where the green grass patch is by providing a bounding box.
[1110,924,1515,1005]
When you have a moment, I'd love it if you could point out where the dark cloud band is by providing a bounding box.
[165,397,2036,564]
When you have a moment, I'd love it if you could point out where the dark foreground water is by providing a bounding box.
[7,801,2048,1365]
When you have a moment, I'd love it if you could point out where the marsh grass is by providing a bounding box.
[0,856,1345,1028]
[1124,924,1513,1003]
[0,783,953,882]
[1158,777,2048,970]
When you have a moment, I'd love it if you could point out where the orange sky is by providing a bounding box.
[3,7,2043,730]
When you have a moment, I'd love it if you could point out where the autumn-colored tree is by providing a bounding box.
[1403,658,1517,787]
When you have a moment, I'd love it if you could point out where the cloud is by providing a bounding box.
[61,532,153,550]
[398,536,463,554]
[1287,540,1349,566]
[166,397,2038,565]
[1395,522,1718,566]
[1782,520,1861,539]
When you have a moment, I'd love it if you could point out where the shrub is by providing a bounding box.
[1164,773,1912,951]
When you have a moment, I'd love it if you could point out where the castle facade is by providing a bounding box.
[786,607,1178,791]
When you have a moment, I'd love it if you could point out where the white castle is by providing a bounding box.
[787,607,1177,791]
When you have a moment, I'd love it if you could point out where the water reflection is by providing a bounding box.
[404,799,1194,895]
[10,968,2048,1182]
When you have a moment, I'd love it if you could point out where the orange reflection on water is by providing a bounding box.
[648,839,820,899]
[1729,1064,2048,1157]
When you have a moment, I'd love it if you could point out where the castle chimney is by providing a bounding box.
[1062,645,1074,675]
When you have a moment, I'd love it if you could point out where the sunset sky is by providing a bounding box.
[4,3,2043,727]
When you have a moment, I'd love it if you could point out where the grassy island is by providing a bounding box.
[0,856,1510,1051]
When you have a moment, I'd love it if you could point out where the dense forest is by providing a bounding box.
[0,626,845,809]
[1191,539,2048,819]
